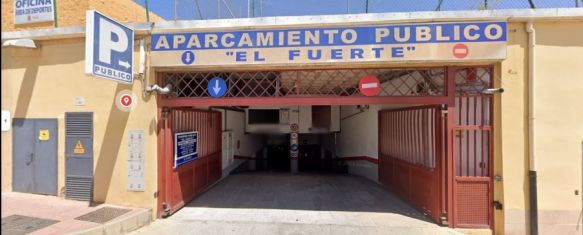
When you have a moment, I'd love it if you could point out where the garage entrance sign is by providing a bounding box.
[85,10,134,84]
[174,131,198,168]
[150,21,506,67]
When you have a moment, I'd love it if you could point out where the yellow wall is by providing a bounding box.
[532,21,583,235]
[0,38,159,215]
[1,0,163,32]
[499,21,583,235]
[498,22,530,235]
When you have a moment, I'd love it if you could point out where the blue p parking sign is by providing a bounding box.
[85,10,134,84]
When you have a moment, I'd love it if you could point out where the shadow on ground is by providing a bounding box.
[184,172,433,223]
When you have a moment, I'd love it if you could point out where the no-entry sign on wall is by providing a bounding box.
[359,75,381,96]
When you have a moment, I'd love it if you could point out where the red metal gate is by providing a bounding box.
[378,105,443,223]
[450,67,494,228]
[157,108,222,217]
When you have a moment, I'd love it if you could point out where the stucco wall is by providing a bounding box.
[499,21,583,235]
[1,0,163,32]
[531,21,583,235]
[1,38,159,216]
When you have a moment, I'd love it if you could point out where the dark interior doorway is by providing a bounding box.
[266,145,290,171]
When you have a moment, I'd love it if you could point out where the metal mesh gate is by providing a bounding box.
[160,68,445,98]
[452,67,493,228]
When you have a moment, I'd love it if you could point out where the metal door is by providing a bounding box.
[12,119,58,195]
[65,112,94,201]
[451,67,493,228]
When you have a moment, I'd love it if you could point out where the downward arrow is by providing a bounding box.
[213,80,221,94]
[185,52,191,63]
[119,60,130,69]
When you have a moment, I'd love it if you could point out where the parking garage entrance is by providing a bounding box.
[156,66,494,229]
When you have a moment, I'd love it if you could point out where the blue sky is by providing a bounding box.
[134,0,580,21]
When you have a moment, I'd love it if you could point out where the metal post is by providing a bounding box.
[346,0,350,13]
[445,67,456,227]
[435,0,443,11]
[528,0,536,8]
[247,0,251,18]
[145,0,150,22]
[53,0,58,27]
[174,0,177,20]
[365,0,369,13]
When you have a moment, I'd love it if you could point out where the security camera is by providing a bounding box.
[482,88,504,94]
[146,84,172,95]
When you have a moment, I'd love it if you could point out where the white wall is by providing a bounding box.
[332,105,413,182]
[332,105,381,182]
[217,109,264,174]
[336,105,380,158]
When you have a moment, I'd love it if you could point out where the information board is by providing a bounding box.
[174,131,198,168]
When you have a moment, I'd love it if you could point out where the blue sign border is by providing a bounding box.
[174,131,199,168]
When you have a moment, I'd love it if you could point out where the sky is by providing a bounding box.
[133,0,580,21]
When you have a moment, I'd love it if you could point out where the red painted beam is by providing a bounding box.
[159,96,449,107]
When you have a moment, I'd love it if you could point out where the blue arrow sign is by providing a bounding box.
[208,77,227,98]
[181,51,195,65]
[290,144,299,152]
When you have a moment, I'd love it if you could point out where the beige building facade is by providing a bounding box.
[1,3,583,235]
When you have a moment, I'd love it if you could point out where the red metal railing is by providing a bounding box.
[160,108,222,215]
[379,105,442,222]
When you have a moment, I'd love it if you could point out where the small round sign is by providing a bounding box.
[453,43,469,59]
[120,94,133,107]
[290,123,299,132]
[208,77,227,98]
[181,51,195,65]
[359,75,381,96]
[115,90,137,112]
[290,152,299,159]
[291,132,298,139]
[290,144,299,152]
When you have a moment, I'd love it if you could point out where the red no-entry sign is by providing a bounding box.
[453,44,469,59]
[359,75,380,96]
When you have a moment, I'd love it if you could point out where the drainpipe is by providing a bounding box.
[526,21,538,235]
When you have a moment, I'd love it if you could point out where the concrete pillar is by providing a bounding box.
[290,157,298,173]
[260,146,268,170]
[290,126,299,173]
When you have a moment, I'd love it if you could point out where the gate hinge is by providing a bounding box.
[439,214,449,226]
[153,191,158,198]
[441,110,448,117]
[493,201,503,210]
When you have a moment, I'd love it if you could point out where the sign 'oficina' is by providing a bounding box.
[13,0,55,24]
